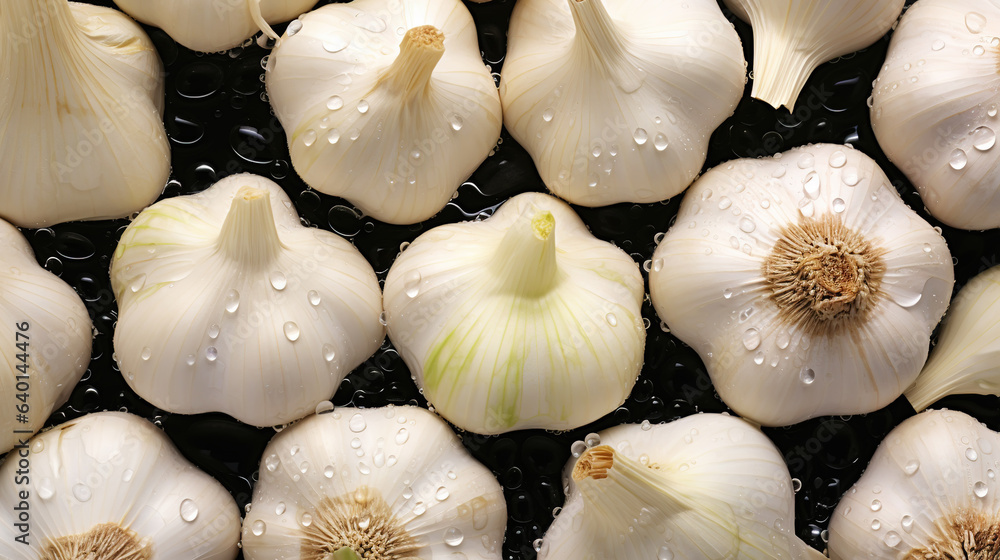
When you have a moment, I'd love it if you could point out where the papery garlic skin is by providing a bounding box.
[501,0,745,206]
[383,192,645,434]
[113,0,316,52]
[242,405,506,560]
[110,174,384,427]
[0,412,241,560]
[725,0,904,111]
[871,0,1000,230]
[266,0,502,225]
[540,414,825,560]
[0,219,92,454]
[829,409,1000,559]
[0,1,169,228]
[905,265,1000,411]
[650,144,954,426]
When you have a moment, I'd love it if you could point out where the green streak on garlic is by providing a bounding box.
[905,265,1000,411]
[384,192,645,434]
[332,547,363,560]
[0,0,169,228]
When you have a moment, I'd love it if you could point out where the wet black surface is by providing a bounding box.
[17,0,1000,558]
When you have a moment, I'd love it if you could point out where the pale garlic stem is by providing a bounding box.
[749,37,817,111]
[216,187,284,266]
[490,208,559,297]
[568,0,644,93]
[378,25,445,100]
[246,0,279,40]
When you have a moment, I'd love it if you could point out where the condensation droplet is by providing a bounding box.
[208,324,220,338]
[308,290,322,306]
[72,484,92,502]
[975,481,989,498]
[270,271,287,290]
[605,313,618,326]
[742,328,761,350]
[283,322,300,341]
[315,401,334,415]
[350,413,367,433]
[436,486,450,501]
[829,150,847,168]
[405,271,422,298]
[901,515,914,532]
[967,447,979,461]
[633,128,648,145]
[950,149,968,170]
[251,520,266,536]
[658,545,674,560]
[800,368,816,385]
[904,460,920,475]
[327,95,344,110]
[225,289,240,312]
[871,499,882,512]
[932,39,946,51]
[141,347,151,361]
[653,133,668,151]
[327,129,340,144]
[883,531,901,548]
[265,453,280,471]
[803,172,821,199]
[738,217,756,233]
[180,499,199,522]
[542,108,554,122]
[966,11,987,33]
[832,198,846,213]
[206,347,218,362]
[324,344,336,362]
[973,126,996,151]
[357,99,370,114]
[302,129,317,147]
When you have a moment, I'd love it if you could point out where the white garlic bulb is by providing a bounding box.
[242,405,507,560]
[266,0,502,225]
[871,0,1000,230]
[500,0,746,206]
[113,0,316,52]
[649,144,954,426]
[0,412,241,560]
[829,409,1000,559]
[724,0,905,110]
[540,414,826,560]
[0,219,92,454]
[383,192,645,434]
[110,174,385,427]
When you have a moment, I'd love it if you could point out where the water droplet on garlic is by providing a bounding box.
[950,149,968,170]
[349,413,367,432]
[973,126,996,151]
[206,346,218,362]
[966,11,987,33]
[742,328,761,350]
[302,129,317,147]
[72,483,92,502]
[357,99,370,114]
[800,368,816,385]
[974,481,989,498]
[904,459,920,475]
[251,520,266,536]
[225,289,240,312]
[633,128,648,145]
[180,498,199,522]
[653,133,668,151]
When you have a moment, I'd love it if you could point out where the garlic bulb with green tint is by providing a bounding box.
[0,412,241,560]
[649,144,954,426]
[0,219,92,455]
[0,0,169,228]
[266,0,502,225]
[242,405,506,560]
[829,409,1000,559]
[871,0,1000,230]
[110,173,384,427]
[383,192,645,434]
[905,265,1000,411]
[724,0,905,111]
[539,414,826,560]
[113,0,316,52]
[500,0,745,206]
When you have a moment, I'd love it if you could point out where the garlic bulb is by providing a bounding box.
[0,0,169,228]
[110,173,384,427]
[383,192,645,434]
[242,405,507,560]
[905,265,1000,411]
[724,0,905,111]
[649,144,954,427]
[539,414,826,560]
[113,0,316,52]
[500,0,745,206]
[266,0,502,225]
[829,409,1000,559]
[0,219,92,454]
[871,0,1000,230]
[0,412,241,560]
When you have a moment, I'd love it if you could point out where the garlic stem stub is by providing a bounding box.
[0,412,242,560]
[724,0,905,111]
[829,409,1000,559]
[266,0,502,225]
[241,405,507,560]
[112,0,317,52]
[871,0,1000,230]
[905,265,1000,412]
[0,0,169,228]
[110,173,385,427]
[539,414,826,560]
[649,144,954,426]
[500,0,746,206]
[383,192,646,434]
[0,219,93,454]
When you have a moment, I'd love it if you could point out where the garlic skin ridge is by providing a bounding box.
[724,0,905,111]
[383,192,646,434]
[649,144,954,427]
[266,0,502,225]
[0,412,241,560]
[829,409,1000,559]
[0,0,169,228]
[242,405,507,560]
[110,173,385,427]
[0,219,93,455]
[871,0,1000,230]
[539,414,826,560]
[500,0,746,206]
[905,264,1000,412]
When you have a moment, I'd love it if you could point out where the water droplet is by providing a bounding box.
[265,453,280,472]
[872,519,881,530]
[180,499,199,522]
[738,217,756,233]
[966,11,987,33]
[803,172,821,199]
[269,271,287,290]
[225,289,240,312]
[904,460,920,475]
[251,520,266,536]
[753,351,765,365]
[357,99,370,114]
[280,321,300,341]
[542,108,554,122]
[742,328,761,350]
[206,347,218,362]
[287,20,303,36]
[832,198,846,213]
[141,347,151,361]
[883,531,901,548]
[325,129,341,144]
[975,481,989,498]
[658,545,674,560]
[792,478,802,492]
[973,126,996,151]
[775,330,790,349]
[302,129,317,147]
[990,104,999,118]
[932,39,946,51]
[901,515,914,531]
[350,413,367,433]
[633,128,648,145]
[950,149,968,170]
[871,499,882,512]
[208,324,220,339]
[323,465,335,478]
[653,133,668,151]
[605,313,618,326]
[413,501,426,516]
[379,311,387,326]
[72,484,92,502]
[436,486,450,501]
[323,36,349,53]
[315,401,334,415]
[447,113,464,131]
[299,512,313,527]
[570,441,587,457]
[640,419,651,431]
[829,150,847,168]
[800,368,816,385]
[326,95,344,111]
[974,44,986,56]
[843,168,860,186]
[718,196,732,210]
[405,271,422,298]
[967,447,979,461]
[772,165,787,178]
[129,274,146,293]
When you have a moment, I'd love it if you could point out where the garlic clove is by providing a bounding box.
[383,192,645,434]
[500,0,745,206]
[241,405,507,560]
[110,173,385,427]
[649,144,954,426]
[0,1,169,228]
[266,0,502,225]
[871,0,1000,230]
[724,0,905,111]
